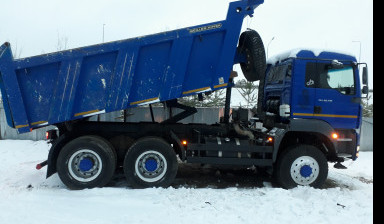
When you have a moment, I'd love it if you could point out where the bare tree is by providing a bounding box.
[11,42,22,59]
[56,33,69,51]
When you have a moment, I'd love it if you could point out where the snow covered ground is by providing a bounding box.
[0,140,373,224]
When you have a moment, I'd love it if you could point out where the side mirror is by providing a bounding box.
[329,60,344,69]
[362,85,368,94]
[362,66,368,85]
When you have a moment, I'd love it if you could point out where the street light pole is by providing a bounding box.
[102,24,106,43]
[352,40,361,63]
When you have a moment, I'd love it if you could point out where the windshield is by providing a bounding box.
[266,64,291,84]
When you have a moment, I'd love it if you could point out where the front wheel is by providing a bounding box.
[123,137,178,188]
[274,144,328,189]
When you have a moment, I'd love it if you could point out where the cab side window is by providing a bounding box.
[325,67,355,95]
[305,62,355,95]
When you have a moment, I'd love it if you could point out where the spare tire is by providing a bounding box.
[238,30,266,82]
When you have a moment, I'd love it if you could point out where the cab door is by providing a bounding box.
[291,59,317,119]
[313,62,360,129]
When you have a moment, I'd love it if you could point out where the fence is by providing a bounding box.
[360,117,373,152]
[0,104,223,140]
[1,103,373,151]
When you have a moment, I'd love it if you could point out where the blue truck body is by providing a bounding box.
[0,0,263,134]
[0,0,368,189]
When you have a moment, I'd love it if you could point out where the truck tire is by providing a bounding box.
[56,135,117,190]
[275,144,328,189]
[123,137,178,188]
[238,29,266,82]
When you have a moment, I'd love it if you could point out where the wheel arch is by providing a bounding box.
[275,131,335,161]
[273,118,338,163]
[46,132,79,178]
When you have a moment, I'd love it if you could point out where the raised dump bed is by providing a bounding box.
[0,0,263,133]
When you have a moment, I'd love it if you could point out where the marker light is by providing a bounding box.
[332,133,339,139]
[182,140,187,146]
[45,130,58,140]
[36,164,43,170]
[267,137,273,143]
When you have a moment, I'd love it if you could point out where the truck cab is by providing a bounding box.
[263,49,368,162]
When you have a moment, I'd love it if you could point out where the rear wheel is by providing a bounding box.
[56,135,117,190]
[275,144,328,189]
[123,137,178,188]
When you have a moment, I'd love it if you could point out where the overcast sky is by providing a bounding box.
[1,0,373,87]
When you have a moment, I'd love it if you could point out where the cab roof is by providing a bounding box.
[267,48,357,66]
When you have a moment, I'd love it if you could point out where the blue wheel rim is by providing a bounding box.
[79,158,94,172]
[300,165,313,178]
[145,159,158,172]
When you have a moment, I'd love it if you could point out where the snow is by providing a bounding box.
[266,48,356,65]
[0,140,373,224]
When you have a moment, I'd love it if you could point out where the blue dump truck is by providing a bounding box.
[0,0,369,189]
